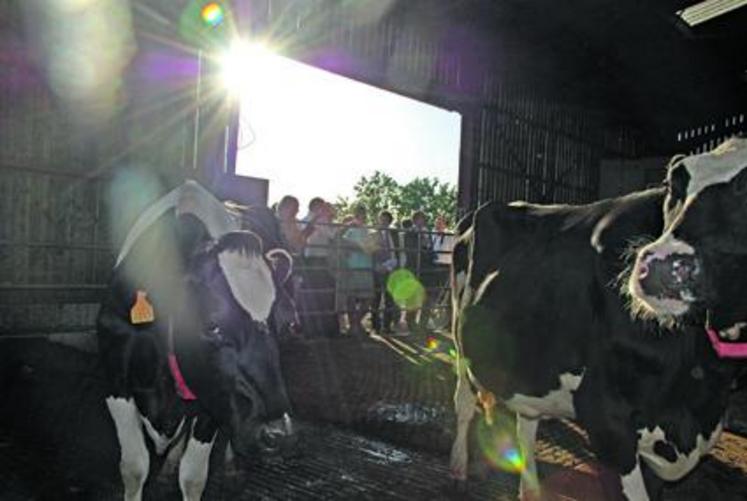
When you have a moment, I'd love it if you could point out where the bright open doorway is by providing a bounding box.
[227,45,462,210]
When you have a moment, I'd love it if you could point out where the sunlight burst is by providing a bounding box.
[219,40,274,92]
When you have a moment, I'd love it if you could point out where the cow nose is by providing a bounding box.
[254,414,299,457]
[637,252,699,300]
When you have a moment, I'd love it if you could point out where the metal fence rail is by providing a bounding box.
[290,221,454,335]
[0,218,455,337]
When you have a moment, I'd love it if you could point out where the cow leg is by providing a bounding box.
[179,416,217,501]
[516,415,540,500]
[621,460,650,501]
[449,360,477,482]
[106,396,150,501]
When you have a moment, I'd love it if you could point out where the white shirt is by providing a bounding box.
[432,232,455,265]
[302,215,336,258]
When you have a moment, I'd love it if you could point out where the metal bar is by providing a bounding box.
[0,162,110,180]
[477,161,596,197]
[0,284,107,290]
[0,240,113,251]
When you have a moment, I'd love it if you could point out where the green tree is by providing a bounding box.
[336,170,457,225]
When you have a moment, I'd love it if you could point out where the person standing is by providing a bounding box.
[429,214,455,331]
[336,205,375,337]
[276,195,314,254]
[300,199,338,336]
[405,210,436,335]
[371,210,399,334]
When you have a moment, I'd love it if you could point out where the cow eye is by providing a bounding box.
[202,325,224,345]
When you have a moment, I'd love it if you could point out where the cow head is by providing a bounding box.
[176,230,298,458]
[629,138,747,334]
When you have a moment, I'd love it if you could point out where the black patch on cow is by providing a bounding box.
[653,440,678,463]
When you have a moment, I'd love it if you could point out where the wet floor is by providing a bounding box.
[1,335,747,500]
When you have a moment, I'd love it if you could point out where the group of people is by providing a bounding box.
[274,195,454,338]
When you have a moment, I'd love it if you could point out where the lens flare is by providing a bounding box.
[425,336,440,350]
[179,0,230,45]
[475,415,527,474]
[201,2,224,27]
[387,269,426,311]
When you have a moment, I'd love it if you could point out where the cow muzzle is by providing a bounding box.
[630,247,702,316]
[253,413,298,457]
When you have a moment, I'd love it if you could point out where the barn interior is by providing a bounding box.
[1,0,746,499]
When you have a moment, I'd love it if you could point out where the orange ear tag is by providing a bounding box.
[130,290,155,325]
[478,390,497,426]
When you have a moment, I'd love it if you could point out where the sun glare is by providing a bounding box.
[219,41,274,92]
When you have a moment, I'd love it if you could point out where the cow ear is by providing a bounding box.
[667,154,687,171]
[591,191,664,261]
[265,248,293,283]
[215,231,263,256]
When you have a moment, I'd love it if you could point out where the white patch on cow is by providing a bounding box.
[162,429,188,478]
[141,415,185,456]
[449,360,477,480]
[684,137,747,197]
[106,397,150,501]
[637,422,722,481]
[474,270,500,303]
[640,234,695,261]
[460,284,473,311]
[179,425,217,501]
[454,271,467,296]
[506,371,584,419]
[218,250,276,323]
[628,235,695,317]
[621,462,650,501]
[516,415,540,499]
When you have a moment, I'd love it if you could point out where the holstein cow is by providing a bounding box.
[98,181,298,501]
[450,138,747,500]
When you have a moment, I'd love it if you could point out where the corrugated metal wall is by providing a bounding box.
[0,59,114,333]
[676,113,746,155]
[472,82,645,206]
[0,4,194,333]
[252,0,645,208]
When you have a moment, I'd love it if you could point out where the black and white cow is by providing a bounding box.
[98,181,298,501]
[450,138,747,500]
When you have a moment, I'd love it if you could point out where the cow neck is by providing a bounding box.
[705,311,747,359]
[167,317,198,401]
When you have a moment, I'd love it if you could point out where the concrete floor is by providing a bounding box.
[1,334,746,500]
